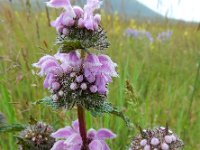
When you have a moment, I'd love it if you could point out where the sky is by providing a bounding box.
[137,0,200,22]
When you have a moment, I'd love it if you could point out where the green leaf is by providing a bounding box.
[0,124,25,133]
[90,101,132,129]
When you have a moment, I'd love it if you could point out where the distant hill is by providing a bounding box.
[0,0,163,20]
[103,0,163,19]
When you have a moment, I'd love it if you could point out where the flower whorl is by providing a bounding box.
[129,126,184,150]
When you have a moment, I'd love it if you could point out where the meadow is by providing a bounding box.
[0,2,200,150]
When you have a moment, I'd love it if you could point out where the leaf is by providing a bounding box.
[34,97,60,109]
[0,124,25,133]
[90,101,132,129]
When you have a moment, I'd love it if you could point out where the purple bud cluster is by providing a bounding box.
[129,127,184,150]
[47,0,102,34]
[18,122,55,150]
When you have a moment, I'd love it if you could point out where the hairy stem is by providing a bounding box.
[78,49,88,150]
[77,105,88,150]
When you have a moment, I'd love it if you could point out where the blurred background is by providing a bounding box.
[0,0,200,149]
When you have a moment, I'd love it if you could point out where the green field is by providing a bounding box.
[0,2,200,150]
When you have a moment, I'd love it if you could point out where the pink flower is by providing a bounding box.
[83,0,102,30]
[47,0,102,31]
[33,52,117,95]
[73,6,84,19]
[51,120,116,150]
[47,0,76,30]
[33,51,81,89]
[84,54,118,94]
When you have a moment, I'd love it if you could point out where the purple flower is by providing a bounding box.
[55,51,81,72]
[47,0,102,32]
[73,6,84,19]
[51,120,116,150]
[47,0,76,31]
[84,54,118,94]
[83,0,102,30]
[33,52,117,95]
[32,55,63,77]
[157,30,173,43]
[46,0,70,8]
[33,51,81,90]
[124,28,154,43]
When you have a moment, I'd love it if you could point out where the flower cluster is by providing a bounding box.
[157,30,173,43]
[33,51,117,109]
[129,126,184,150]
[47,0,102,34]
[124,28,154,43]
[125,28,173,43]
[18,122,55,150]
[51,120,116,150]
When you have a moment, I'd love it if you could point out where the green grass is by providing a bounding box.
[1,2,200,150]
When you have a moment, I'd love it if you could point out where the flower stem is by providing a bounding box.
[77,105,88,150]
[78,49,88,150]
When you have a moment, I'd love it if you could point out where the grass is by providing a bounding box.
[0,2,200,150]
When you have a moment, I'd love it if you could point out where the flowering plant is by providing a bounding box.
[32,0,129,149]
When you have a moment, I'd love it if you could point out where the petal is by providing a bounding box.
[51,13,64,28]
[32,55,55,68]
[61,13,75,26]
[98,55,117,67]
[51,126,74,139]
[84,54,102,67]
[89,140,104,150]
[72,120,79,132]
[43,73,55,88]
[64,133,82,146]
[68,144,82,150]
[96,128,116,140]
[60,63,73,73]
[51,140,66,150]
[84,17,95,30]
[100,141,111,150]
[87,128,97,139]
[78,18,85,28]
[94,14,101,24]
[47,0,70,8]
[42,61,60,75]
[73,6,84,18]
[55,51,81,67]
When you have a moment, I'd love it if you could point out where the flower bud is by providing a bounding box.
[151,137,159,146]
[144,145,150,150]
[164,135,172,144]
[62,28,69,35]
[51,82,61,91]
[81,83,87,90]
[70,82,78,90]
[58,90,64,97]
[70,72,76,78]
[73,6,84,18]
[171,134,177,142]
[78,18,84,28]
[94,14,101,24]
[140,139,147,146]
[161,143,169,150]
[76,75,84,83]
[90,85,98,93]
